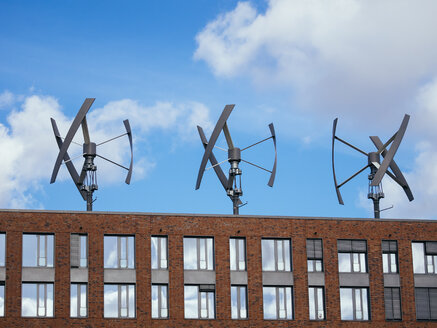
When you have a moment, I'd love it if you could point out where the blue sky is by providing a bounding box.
[1,0,437,219]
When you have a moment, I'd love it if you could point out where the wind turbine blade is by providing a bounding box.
[267,123,277,187]
[123,119,134,184]
[81,117,90,144]
[332,118,344,205]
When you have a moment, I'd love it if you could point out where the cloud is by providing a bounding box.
[195,0,437,122]
[0,92,211,209]
[0,90,16,109]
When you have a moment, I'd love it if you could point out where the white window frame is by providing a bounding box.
[231,285,247,319]
[152,284,168,319]
[151,236,168,270]
[309,286,325,320]
[71,283,87,318]
[230,238,246,271]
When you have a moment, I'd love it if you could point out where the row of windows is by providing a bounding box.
[11,282,437,321]
[2,234,435,276]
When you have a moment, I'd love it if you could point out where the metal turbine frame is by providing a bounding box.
[50,98,134,211]
[332,114,413,218]
[196,104,277,215]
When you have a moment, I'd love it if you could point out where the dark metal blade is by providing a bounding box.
[371,114,410,186]
[196,104,235,190]
[50,118,86,200]
[332,118,344,205]
[51,98,95,183]
[123,119,133,184]
[81,117,90,144]
[267,123,277,187]
[370,135,414,201]
[222,122,234,149]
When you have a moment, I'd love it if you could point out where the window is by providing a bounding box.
[263,286,293,320]
[22,234,54,267]
[104,235,135,269]
[382,241,398,273]
[21,283,54,317]
[340,287,369,320]
[230,238,246,271]
[0,282,4,317]
[152,284,168,319]
[0,233,5,267]
[384,287,401,320]
[151,236,168,270]
[309,287,325,320]
[231,285,247,319]
[71,283,87,317]
[104,284,135,318]
[307,239,323,272]
[415,288,437,320]
[183,237,214,270]
[412,242,437,274]
[184,285,215,319]
[338,240,367,273]
[71,234,87,268]
[262,239,291,271]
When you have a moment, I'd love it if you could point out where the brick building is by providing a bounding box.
[0,209,436,327]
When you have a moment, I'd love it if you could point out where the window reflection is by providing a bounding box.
[263,286,293,320]
[104,236,135,269]
[22,283,53,317]
[0,234,5,267]
[184,285,215,319]
[231,285,247,319]
[0,284,4,317]
[262,239,291,272]
[22,234,54,267]
[152,284,168,319]
[340,287,369,320]
[104,284,135,318]
[183,237,214,270]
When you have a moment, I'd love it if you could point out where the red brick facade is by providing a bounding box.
[0,209,436,327]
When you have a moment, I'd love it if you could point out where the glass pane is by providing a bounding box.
[128,285,135,318]
[104,237,118,268]
[308,260,314,272]
[46,284,53,317]
[309,287,315,320]
[0,234,5,266]
[199,239,206,270]
[284,240,291,271]
[161,286,168,317]
[71,284,77,317]
[38,284,45,316]
[230,239,236,271]
[200,291,207,318]
[238,239,245,270]
[39,236,46,267]
[382,254,389,273]
[315,260,322,272]
[427,255,433,273]
[128,237,135,269]
[47,235,54,267]
[160,238,167,269]
[207,238,213,270]
[355,288,362,319]
[151,237,158,269]
[120,285,127,317]
[338,253,351,272]
[263,287,276,319]
[231,286,238,318]
[104,285,118,318]
[434,256,437,274]
[277,241,284,271]
[317,288,324,320]
[278,288,285,318]
[286,288,292,319]
[340,288,353,320]
[80,236,87,267]
[412,242,425,273]
[183,238,197,270]
[120,237,127,268]
[23,235,38,267]
[262,240,275,271]
[390,253,397,273]
[353,253,359,272]
[0,285,4,317]
[240,287,247,318]
[362,288,369,320]
[22,284,37,316]
[360,253,366,272]
[184,286,198,318]
[151,285,158,318]
[80,284,87,317]
[208,292,215,319]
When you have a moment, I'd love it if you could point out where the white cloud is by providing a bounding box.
[0,93,212,208]
[0,90,15,109]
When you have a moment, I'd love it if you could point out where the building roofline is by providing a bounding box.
[0,208,435,223]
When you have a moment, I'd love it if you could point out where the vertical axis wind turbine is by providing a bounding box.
[196,104,277,215]
[50,98,133,211]
[332,114,413,218]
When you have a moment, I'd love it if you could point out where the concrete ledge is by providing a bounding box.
[22,267,55,282]
[383,274,400,287]
[339,273,369,287]
[152,269,169,284]
[71,268,88,283]
[230,271,248,285]
[184,270,216,284]
[308,272,325,286]
[0,267,5,281]
[414,274,437,287]
[262,272,294,286]
[104,269,136,283]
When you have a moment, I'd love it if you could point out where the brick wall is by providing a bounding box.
[0,210,436,327]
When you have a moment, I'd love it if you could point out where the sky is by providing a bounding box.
[1,0,437,219]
